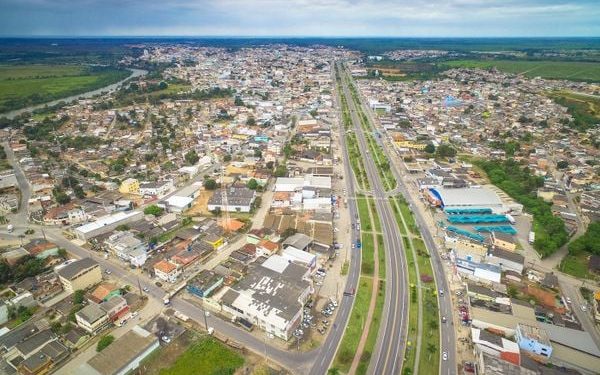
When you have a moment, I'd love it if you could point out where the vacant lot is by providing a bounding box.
[157,336,244,375]
[442,60,600,82]
[0,64,129,112]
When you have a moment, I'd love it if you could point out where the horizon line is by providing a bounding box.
[1,35,600,39]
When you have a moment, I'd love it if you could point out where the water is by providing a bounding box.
[1,68,147,119]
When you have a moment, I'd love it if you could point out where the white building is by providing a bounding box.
[104,231,148,267]
[221,255,312,340]
[73,211,144,241]
[153,260,181,283]
[139,180,174,197]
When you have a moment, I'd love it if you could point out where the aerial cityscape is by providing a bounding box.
[0,1,599,375]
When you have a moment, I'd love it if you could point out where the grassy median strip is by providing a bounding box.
[333,276,374,373]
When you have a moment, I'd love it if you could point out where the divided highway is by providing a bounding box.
[354,69,458,374]
[337,62,409,375]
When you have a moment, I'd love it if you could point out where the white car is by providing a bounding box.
[581,305,587,312]
[162,336,171,343]
[442,352,448,361]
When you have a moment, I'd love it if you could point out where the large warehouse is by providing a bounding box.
[426,187,504,211]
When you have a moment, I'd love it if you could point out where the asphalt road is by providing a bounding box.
[353,73,458,374]
[337,63,409,375]
[3,141,32,226]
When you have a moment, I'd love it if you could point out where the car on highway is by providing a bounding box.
[343,287,356,296]
[442,316,447,323]
[442,352,448,361]
[439,289,444,296]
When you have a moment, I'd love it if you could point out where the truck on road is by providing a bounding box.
[528,231,535,244]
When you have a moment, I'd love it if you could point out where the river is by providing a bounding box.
[1,68,147,119]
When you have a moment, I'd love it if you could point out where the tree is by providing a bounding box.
[328,369,341,375]
[210,207,222,217]
[246,117,256,126]
[435,143,457,158]
[247,178,259,190]
[203,179,218,190]
[96,335,115,352]
[223,154,232,162]
[426,343,437,360]
[282,228,297,239]
[184,150,199,165]
[57,248,67,259]
[253,148,262,158]
[144,205,164,216]
[424,143,435,154]
[274,165,287,177]
[158,81,168,90]
[73,290,85,304]
[557,160,569,170]
[234,97,244,106]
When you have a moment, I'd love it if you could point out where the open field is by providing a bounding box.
[442,60,600,82]
[157,336,244,375]
[0,64,129,113]
[548,91,600,133]
[560,252,593,279]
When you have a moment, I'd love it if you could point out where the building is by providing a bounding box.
[104,231,147,267]
[486,247,524,274]
[100,295,129,322]
[118,178,140,195]
[22,239,59,259]
[81,326,159,375]
[471,327,520,365]
[491,232,517,252]
[186,270,224,299]
[56,258,102,292]
[139,180,173,197]
[76,303,109,334]
[477,351,536,375]
[221,255,312,340]
[89,283,122,304]
[281,246,317,270]
[445,233,488,262]
[160,195,194,213]
[538,322,600,373]
[153,260,180,283]
[73,211,144,241]
[207,186,256,213]
[515,323,552,359]
[427,187,504,211]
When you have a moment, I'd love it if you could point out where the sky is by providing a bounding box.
[0,0,598,37]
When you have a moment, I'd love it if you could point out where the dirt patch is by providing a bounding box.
[186,190,214,216]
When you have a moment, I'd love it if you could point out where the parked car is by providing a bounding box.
[162,336,171,343]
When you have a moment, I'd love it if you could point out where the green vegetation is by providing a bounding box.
[441,59,600,82]
[0,64,129,113]
[159,337,244,375]
[203,178,218,190]
[548,91,600,135]
[561,222,600,279]
[0,256,47,286]
[184,150,199,165]
[144,205,165,216]
[96,335,115,352]
[560,253,592,279]
[475,158,568,257]
[569,221,600,255]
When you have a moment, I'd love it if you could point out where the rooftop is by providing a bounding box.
[56,258,99,281]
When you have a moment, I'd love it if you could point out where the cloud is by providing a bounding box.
[0,0,598,36]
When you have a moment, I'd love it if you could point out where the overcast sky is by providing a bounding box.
[0,0,598,37]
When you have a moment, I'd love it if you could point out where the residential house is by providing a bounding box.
[153,260,180,283]
[76,303,109,334]
[119,178,140,195]
[515,323,553,360]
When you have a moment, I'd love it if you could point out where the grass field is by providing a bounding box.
[0,64,129,113]
[560,252,592,279]
[158,336,244,375]
[442,60,600,82]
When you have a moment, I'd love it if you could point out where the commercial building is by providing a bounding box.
[207,186,256,213]
[56,258,102,292]
[82,326,159,375]
[487,247,525,274]
[539,322,600,373]
[139,180,173,197]
[73,211,144,241]
[427,187,504,211]
[221,255,312,340]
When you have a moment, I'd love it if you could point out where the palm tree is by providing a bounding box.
[426,343,437,360]
[328,368,340,375]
